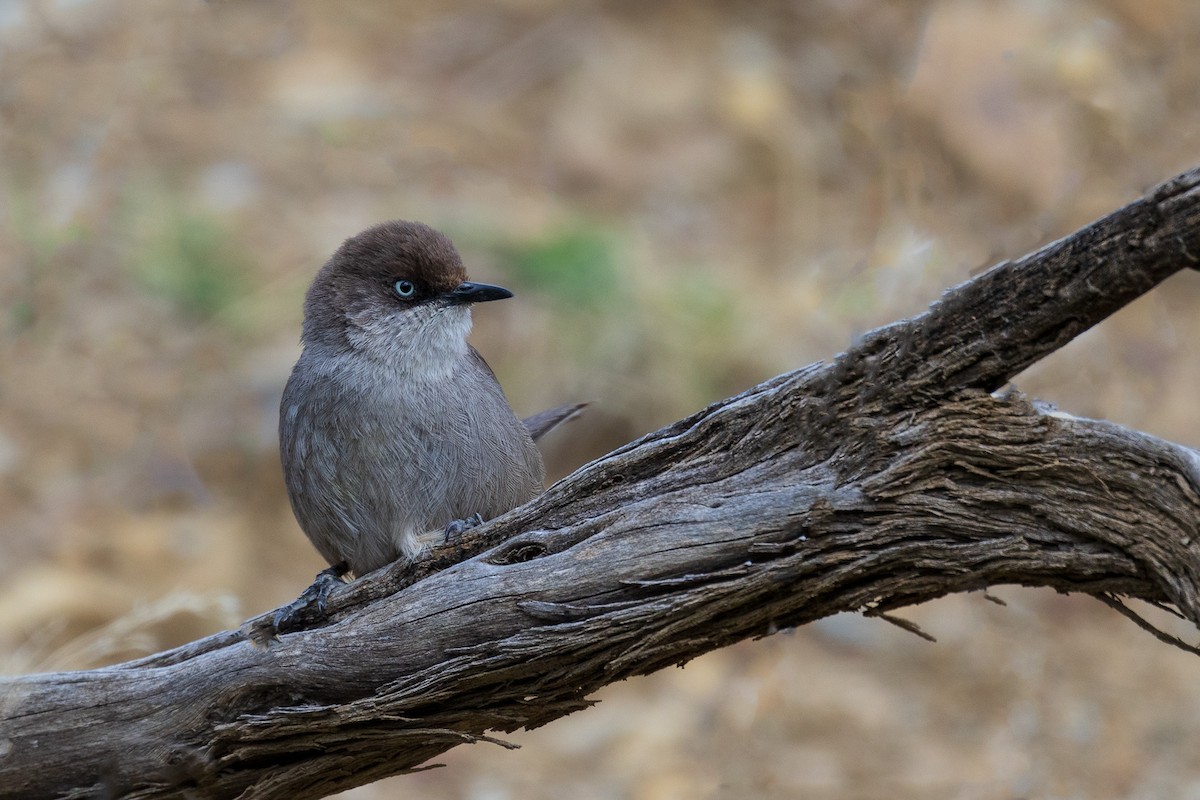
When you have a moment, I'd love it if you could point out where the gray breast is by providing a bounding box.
[280,349,544,575]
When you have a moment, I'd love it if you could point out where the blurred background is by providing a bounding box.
[2,0,1199,797]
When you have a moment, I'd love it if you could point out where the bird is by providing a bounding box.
[276,220,580,626]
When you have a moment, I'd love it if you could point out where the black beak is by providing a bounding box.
[445,281,513,305]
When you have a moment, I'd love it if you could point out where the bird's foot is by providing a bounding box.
[443,513,485,546]
[272,564,349,634]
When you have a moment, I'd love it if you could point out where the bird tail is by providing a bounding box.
[522,403,587,442]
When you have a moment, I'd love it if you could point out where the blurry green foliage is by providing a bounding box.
[4,181,87,334]
[127,202,245,324]
[654,268,746,402]
[673,271,739,336]
[7,300,35,334]
[495,226,621,310]
[6,185,87,266]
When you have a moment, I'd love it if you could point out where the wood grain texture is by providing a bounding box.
[3,168,1200,799]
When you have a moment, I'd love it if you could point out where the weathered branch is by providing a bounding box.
[3,168,1200,799]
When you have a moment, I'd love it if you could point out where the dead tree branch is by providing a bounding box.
[3,169,1200,799]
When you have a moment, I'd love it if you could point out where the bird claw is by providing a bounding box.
[443,513,485,545]
[272,564,348,633]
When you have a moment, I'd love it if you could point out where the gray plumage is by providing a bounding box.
[279,221,546,576]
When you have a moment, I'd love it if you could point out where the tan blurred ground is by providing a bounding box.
[2,1,1200,797]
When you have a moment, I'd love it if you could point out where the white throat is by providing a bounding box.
[346,304,473,383]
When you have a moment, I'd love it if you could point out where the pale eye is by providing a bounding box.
[393,279,416,298]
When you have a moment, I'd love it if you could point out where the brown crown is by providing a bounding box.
[301,220,469,346]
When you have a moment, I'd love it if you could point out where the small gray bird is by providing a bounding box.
[278,221,578,618]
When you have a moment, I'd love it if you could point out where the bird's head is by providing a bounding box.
[302,220,512,377]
